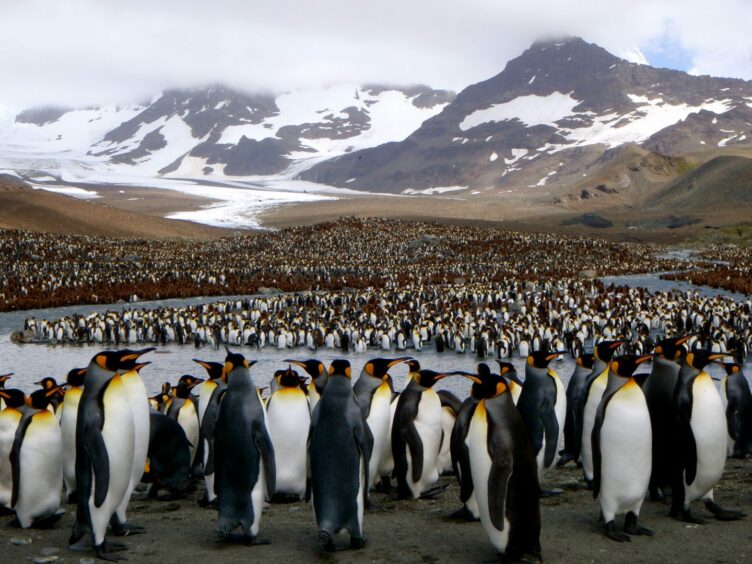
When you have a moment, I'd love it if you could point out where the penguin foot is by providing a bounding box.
[103,540,128,552]
[679,509,706,525]
[419,483,449,500]
[197,496,218,509]
[243,535,271,546]
[555,452,575,467]
[110,522,145,537]
[604,522,630,543]
[350,535,367,550]
[539,489,563,498]
[624,512,653,536]
[318,530,335,552]
[95,543,127,562]
[30,509,65,529]
[374,477,392,494]
[704,500,746,521]
[447,505,480,522]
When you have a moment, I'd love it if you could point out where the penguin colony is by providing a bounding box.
[1,217,708,313]
[1,339,751,561]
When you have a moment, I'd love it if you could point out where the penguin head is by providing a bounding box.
[363,357,411,381]
[576,353,595,369]
[0,388,25,408]
[594,340,625,363]
[454,368,508,400]
[175,375,204,396]
[118,348,156,371]
[610,354,653,378]
[28,383,65,410]
[526,351,559,369]
[685,351,730,371]
[161,382,172,395]
[91,349,153,374]
[277,367,303,388]
[0,373,12,387]
[405,359,421,373]
[654,336,691,361]
[33,377,59,390]
[328,359,352,378]
[495,361,523,387]
[723,362,742,376]
[66,368,87,387]
[192,359,224,380]
[223,351,257,382]
[150,393,170,409]
[285,359,326,380]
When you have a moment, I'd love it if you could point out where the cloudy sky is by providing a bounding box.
[1,0,751,110]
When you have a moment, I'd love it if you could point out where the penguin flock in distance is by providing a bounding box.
[0,339,751,561]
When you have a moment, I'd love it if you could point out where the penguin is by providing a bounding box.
[592,354,654,542]
[68,349,150,561]
[112,349,154,536]
[557,353,594,467]
[214,351,275,544]
[10,386,65,528]
[353,357,409,489]
[266,366,310,500]
[0,388,25,515]
[34,377,64,415]
[436,389,462,475]
[642,335,691,500]
[580,340,624,485]
[516,351,566,480]
[197,367,227,509]
[285,358,327,413]
[143,412,191,499]
[721,362,752,458]
[192,359,225,424]
[167,375,203,469]
[392,360,450,499]
[310,359,372,551]
[450,363,542,560]
[60,367,87,503]
[495,361,523,404]
[670,351,746,523]
[0,373,13,411]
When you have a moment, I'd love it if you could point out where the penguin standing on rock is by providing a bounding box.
[60,368,87,503]
[670,351,746,523]
[69,349,151,561]
[516,351,566,481]
[214,351,275,544]
[286,358,328,413]
[642,335,691,500]
[0,388,25,515]
[448,364,542,560]
[353,357,409,489]
[310,359,372,551]
[557,353,594,467]
[720,362,752,458]
[392,360,450,499]
[10,385,66,529]
[592,354,654,542]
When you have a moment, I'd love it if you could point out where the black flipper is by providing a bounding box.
[9,414,33,508]
[451,400,477,504]
[253,421,276,500]
[592,388,617,499]
[725,393,737,441]
[487,436,512,532]
[84,423,111,508]
[675,380,697,485]
[541,397,559,470]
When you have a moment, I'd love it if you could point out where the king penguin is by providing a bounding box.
[266,366,310,500]
[496,361,523,405]
[392,360,450,499]
[436,389,462,475]
[557,352,594,467]
[69,349,150,561]
[592,354,654,542]
[214,351,276,544]
[0,373,13,411]
[197,364,228,508]
[192,358,224,425]
[167,375,203,470]
[285,358,328,413]
[60,367,87,503]
[310,359,372,551]
[353,357,409,489]
[10,385,66,528]
[516,351,567,481]
[112,349,154,536]
[0,388,25,515]
[670,351,746,523]
[450,363,542,560]
[642,335,691,500]
[720,362,752,458]
[580,340,624,486]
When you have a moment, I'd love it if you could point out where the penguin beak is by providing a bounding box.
[133,361,151,372]
[45,384,65,398]
[243,360,257,369]
[709,353,732,363]
[388,357,412,369]
[445,371,482,384]
[192,359,212,370]
[636,354,654,366]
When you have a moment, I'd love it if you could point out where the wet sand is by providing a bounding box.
[2,457,750,563]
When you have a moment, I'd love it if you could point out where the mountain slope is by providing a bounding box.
[299,37,752,194]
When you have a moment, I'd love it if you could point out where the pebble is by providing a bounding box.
[9,537,32,545]
[80,558,96,564]
[33,556,59,564]
[40,547,60,556]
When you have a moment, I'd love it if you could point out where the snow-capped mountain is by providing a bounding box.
[300,37,752,194]
[0,84,454,183]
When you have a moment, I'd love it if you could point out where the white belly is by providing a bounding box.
[467,403,510,553]
[0,410,22,507]
[686,375,727,503]
[90,377,135,545]
[250,464,266,536]
[406,390,442,498]
[378,398,399,477]
[178,401,200,464]
[597,383,652,522]
[366,385,393,487]
[581,373,607,480]
[267,389,310,498]
[117,373,150,520]
[16,412,63,528]
[198,381,218,425]
[60,390,82,496]
[438,407,456,474]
